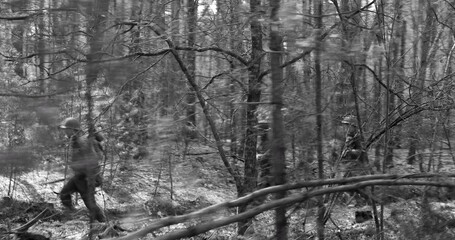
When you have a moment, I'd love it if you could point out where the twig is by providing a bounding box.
[175,152,217,156]
[168,152,174,200]
[153,151,165,197]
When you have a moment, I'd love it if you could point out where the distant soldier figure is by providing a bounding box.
[340,115,368,177]
[58,117,106,222]
[337,115,373,208]
[341,115,362,161]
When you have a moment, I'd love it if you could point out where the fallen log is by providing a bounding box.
[104,173,455,240]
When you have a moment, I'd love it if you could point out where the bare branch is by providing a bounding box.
[93,53,169,123]
[365,104,424,149]
[147,22,243,188]
[174,46,248,66]
[0,89,72,98]
[354,63,409,104]
[0,7,78,21]
[111,20,248,66]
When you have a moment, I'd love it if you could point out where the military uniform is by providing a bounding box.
[339,115,368,177]
[336,116,373,207]
[59,118,106,222]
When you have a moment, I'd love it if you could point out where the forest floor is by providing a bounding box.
[1,144,455,239]
[0,142,237,239]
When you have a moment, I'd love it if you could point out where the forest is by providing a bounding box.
[1,0,455,239]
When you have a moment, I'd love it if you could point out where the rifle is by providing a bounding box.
[41,178,65,185]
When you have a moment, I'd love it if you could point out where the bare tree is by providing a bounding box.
[185,0,197,137]
[407,0,438,166]
[84,0,110,137]
[237,0,264,234]
[313,1,326,239]
[269,0,287,239]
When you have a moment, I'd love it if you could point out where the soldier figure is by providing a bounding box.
[340,115,368,177]
[58,117,106,222]
[341,115,362,161]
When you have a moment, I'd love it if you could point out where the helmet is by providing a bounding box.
[59,117,81,130]
[341,115,357,126]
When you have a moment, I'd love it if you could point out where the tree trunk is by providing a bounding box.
[157,0,181,117]
[37,0,47,94]
[269,0,287,238]
[84,0,110,137]
[237,0,263,235]
[373,62,382,164]
[383,0,404,169]
[407,0,437,165]
[372,0,386,171]
[129,0,148,149]
[335,0,362,117]
[313,0,326,239]
[185,0,197,137]
[228,0,241,157]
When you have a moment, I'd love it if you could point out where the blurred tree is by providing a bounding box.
[407,0,438,165]
[83,0,110,137]
[185,0,197,138]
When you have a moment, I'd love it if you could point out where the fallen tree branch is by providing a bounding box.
[106,174,455,240]
[0,14,40,20]
[14,208,49,232]
[151,179,455,240]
